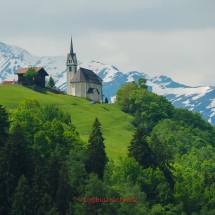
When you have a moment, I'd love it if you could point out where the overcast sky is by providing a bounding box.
[1,0,215,86]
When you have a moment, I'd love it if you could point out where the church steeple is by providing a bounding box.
[70,36,74,55]
[67,36,77,95]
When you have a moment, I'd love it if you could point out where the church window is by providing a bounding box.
[69,66,72,71]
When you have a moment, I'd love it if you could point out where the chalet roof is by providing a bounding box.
[70,67,102,85]
[87,88,100,94]
[15,67,49,76]
[2,80,18,85]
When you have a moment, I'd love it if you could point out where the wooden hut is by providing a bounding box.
[15,67,49,88]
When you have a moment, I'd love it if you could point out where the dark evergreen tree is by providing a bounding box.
[0,124,31,215]
[47,203,60,215]
[48,154,61,201]
[85,118,108,180]
[46,76,55,88]
[10,175,31,215]
[128,126,152,169]
[0,104,9,148]
[105,97,108,103]
[56,165,73,215]
[37,193,53,215]
[30,149,49,214]
[150,133,175,189]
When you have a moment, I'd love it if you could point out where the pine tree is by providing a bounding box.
[10,175,31,215]
[30,149,49,214]
[105,97,108,103]
[0,124,31,214]
[128,126,152,169]
[47,203,60,215]
[0,104,9,148]
[150,133,175,188]
[46,76,55,88]
[56,165,73,215]
[48,154,61,201]
[86,118,108,180]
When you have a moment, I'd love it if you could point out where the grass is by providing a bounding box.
[0,85,135,160]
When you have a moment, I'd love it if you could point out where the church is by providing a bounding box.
[66,37,103,103]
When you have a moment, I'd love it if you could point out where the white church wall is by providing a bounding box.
[81,83,86,98]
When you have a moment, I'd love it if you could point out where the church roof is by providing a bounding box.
[70,67,102,85]
[15,67,49,76]
[87,88,100,94]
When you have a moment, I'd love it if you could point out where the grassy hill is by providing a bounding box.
[0,85,135,160]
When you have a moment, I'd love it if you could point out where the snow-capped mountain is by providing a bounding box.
[1,41,215,125]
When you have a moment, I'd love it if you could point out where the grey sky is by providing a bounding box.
[1,0,215,86]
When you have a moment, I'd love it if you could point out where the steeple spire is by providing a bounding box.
[70,35,73,54]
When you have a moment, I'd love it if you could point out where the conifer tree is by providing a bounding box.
[86,118,108,180]
[10,175,31,215]
[150,133,175,188]
[128,126,152,169]
[30,149,49,214]
[46,76,55,88]
[0,124,31,214]
[47,203,60,215]
[0,104,9,148]
[56,165,72,215]
[48,154,61,201]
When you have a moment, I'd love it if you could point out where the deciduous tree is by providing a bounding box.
[23,67,38,86]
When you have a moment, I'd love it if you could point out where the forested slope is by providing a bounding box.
[1,80,215,214]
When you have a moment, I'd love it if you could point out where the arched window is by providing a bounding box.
[69,66,72,71]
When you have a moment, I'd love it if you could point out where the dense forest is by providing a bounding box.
[1,78,215,214]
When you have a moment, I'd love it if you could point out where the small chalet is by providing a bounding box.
[1,80,18,85]
[15,67,49,88]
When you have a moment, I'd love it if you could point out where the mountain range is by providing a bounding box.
[1,41,215,125]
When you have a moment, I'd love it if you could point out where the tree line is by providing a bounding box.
[1,78,215,214]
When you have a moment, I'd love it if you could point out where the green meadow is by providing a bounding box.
[0,85,135,160]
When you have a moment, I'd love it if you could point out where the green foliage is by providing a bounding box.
[2,82,215,214]
[86,118,108,180]
[0,124,31,214]
[66,145,87,195]
[56,165,73,215]
[10,175,31,215]
[116,82,138,112]
[128,126,151,169]
[0,85,136,160]
[46,76,55,88]
[149,132,175,188]
[116,78,174,134]
[129,88,174,134]
[41,104,72,125]
[105,97,108,103]
[0,104,9,148]
[137,78,147,89]
[23,67,38,85]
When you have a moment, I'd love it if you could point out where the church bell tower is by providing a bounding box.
[66,36,77,95]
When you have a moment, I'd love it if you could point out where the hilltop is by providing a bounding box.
[0,84,135,160]
[1,41,215,125]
